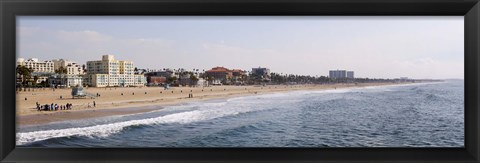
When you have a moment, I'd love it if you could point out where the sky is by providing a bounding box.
[17,16,464,79]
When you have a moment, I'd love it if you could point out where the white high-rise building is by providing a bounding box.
[86,55,145,87]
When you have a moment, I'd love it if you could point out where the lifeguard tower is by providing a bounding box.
[71,85,86,99]
[71,85,95,99]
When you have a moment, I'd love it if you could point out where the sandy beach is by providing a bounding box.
[16,82,405,126]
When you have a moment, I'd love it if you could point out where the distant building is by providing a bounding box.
[231,69,247,77]
[329,70,347,79]
[85,55,146,87]
[16,58,54,73]
[204,67,248,85]
[205,67,233,83]
[16,58,55,84]
[251,67,271,81]
[48,59,85,88]
[231,69,247,84]
[178,73,192,86]
[397,77,410,82]
[347,71,354,78]
[145,70,174,86]
[146,76,167,86]
[145,70,175,78]
[52,59,84,75]
[48,74,83,88]
[197,78,207,87]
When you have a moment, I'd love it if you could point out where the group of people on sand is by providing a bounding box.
[36,102,73,111]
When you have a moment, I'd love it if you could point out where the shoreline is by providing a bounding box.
[16,82,427,126]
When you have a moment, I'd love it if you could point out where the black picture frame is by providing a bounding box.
[1,0,479,162]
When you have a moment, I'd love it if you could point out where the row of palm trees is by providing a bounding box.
[141,66,401,86]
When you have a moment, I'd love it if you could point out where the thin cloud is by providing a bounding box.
[17,16,464,79]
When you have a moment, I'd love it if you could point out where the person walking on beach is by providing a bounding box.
[93,101,96,107]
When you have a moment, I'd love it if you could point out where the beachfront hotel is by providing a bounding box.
[85,55,146,87]
[16,58,54,73]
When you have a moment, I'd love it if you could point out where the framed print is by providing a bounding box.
[1,0,479,162]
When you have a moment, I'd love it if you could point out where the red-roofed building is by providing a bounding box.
[205,67,233,83]
[205,66,249,85]
[231,69,246,77]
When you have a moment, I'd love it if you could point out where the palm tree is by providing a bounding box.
[55,66,68,74]
[167,76,178,84]
[190,74,199,86]
[16,65,33,85]
[206,75,214,86]
[33,76,39,86]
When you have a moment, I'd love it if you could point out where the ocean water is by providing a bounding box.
[17,80,464,147]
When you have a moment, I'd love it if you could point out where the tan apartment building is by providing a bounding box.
[52,59,85,75]
[85,55,145,87]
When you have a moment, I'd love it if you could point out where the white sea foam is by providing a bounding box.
[16,101,263,145]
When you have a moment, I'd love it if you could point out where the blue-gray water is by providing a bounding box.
[17,80,464,147]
